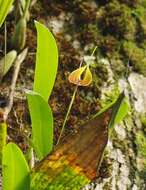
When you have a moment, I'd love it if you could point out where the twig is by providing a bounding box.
[3,48,28,121]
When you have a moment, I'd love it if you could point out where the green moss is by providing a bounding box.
[132,6,146,46]
[98,35,120,56]
[138,157,146,181]
[142,0,146,8]
[92,60,108,87]
[100,84,120,107]
[140,115,146,133]
[63,0,146,77]
[136,131,146,157]
[121,41,146,76]
[94,0,146,77]
[118,0,140,8]
[111,58,127,77]
[98,1,136,40]
[135,131,146,180]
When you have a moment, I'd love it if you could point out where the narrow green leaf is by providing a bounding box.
[20,0,26,11]
[27,90,53,160]
[34,21,58,101]
[12,17,27,50]
[0,50,17,77]
[0,0,14,27]
[92,99,116,119]
[114,98,130,125]
[2,143,30,190]
[108,92,130,132]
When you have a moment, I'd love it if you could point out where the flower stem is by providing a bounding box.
[91,46,97,56]
[57,46,98,144]
[57,85,78,144]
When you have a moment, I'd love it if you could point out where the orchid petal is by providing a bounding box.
[79,66,92,86]
[68,66,92,86]
[68,66,86,85]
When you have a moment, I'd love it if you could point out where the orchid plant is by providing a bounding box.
[57,47,97,143]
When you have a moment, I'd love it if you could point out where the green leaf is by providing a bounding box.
[114,98,130,125]
[12,17,27,50]
[2,143,30,190]
[0,50,17,77]
[93,99,116,119]
[0,123,7,164]
[27,90,53,160]
[108,92,130,131]
[0,0,14,27]
[34,21,58,101]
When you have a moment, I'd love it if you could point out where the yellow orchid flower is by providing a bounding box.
[68,65,92,86]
